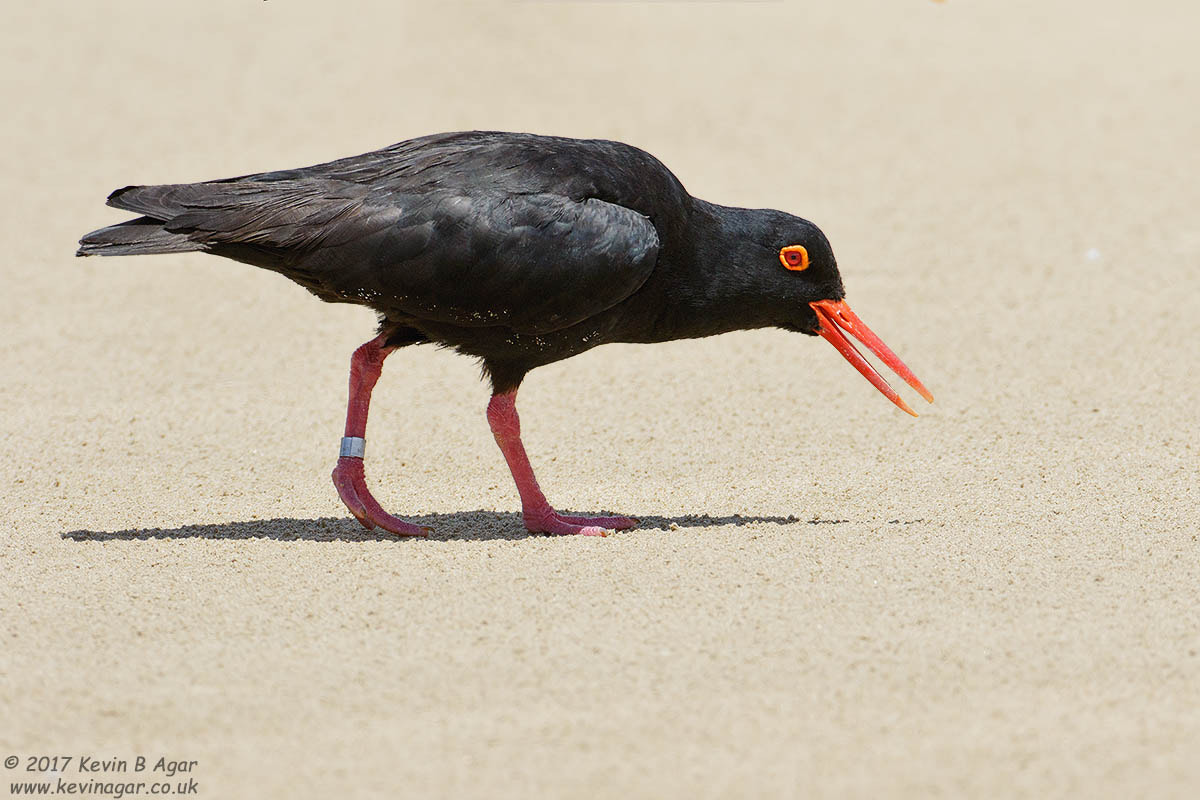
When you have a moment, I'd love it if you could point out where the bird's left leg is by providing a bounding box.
[331,333,430,537]
[487,391,638,536]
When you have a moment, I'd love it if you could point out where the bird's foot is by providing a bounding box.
[332,457,430,537]
[523,509,639,537]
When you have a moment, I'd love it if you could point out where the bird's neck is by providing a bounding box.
[647,199,779,340]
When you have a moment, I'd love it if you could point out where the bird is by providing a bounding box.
[78,131,933,537]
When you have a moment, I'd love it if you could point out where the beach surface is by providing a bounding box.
[2,1,1198,797]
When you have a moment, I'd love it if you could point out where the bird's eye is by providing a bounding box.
[779,245,809,271]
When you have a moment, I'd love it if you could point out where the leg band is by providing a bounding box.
[339,436,366,459]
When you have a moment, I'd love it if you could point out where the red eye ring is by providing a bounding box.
[780,245,809,271]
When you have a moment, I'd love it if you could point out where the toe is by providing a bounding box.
[557,514,638,530]
[526,516,612,537]
[372,513,430,537]
[332,458,426,537]
[357,489,429,537]
[332,462,372,528]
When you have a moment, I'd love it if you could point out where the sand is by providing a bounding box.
[3,1,1198,797]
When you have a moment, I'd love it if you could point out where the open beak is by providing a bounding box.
[810,299,934,417]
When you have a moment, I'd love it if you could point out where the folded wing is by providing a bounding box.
[95,179,660,334]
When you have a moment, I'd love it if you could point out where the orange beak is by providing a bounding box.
[810,299,934,417]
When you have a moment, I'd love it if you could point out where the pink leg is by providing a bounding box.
[487,391,638,537]
[331,334,430,537]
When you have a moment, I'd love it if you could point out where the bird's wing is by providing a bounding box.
[107,180,370,250]
[108,180,661,333]
[327,189,662,333]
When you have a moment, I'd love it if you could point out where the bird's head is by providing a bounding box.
[712,206,934,416]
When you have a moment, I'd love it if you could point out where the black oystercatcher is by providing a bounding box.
[79,131,933,537]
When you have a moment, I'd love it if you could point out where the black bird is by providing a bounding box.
[79,131,932,537]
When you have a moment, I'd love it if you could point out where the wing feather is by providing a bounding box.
[109,178,660,333]
[303,189,661,333]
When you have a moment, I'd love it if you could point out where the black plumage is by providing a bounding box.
[80,131,930,537]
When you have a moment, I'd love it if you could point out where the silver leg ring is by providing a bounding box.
[340,436,366,459]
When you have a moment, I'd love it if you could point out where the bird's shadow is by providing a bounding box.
[61,510,850,543]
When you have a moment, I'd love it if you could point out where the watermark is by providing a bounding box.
[5,755,198,797]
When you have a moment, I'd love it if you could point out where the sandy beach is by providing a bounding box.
[3,1,1198,797]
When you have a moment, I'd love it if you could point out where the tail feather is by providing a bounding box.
[77,216,204,257]
[106,183,210,217]
[80,178,364,259]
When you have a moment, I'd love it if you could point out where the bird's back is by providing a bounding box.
[245,131,687,212]
[79,132,690,334]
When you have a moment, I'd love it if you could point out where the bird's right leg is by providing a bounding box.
[331,334,430,537]
[487,391,638,536]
